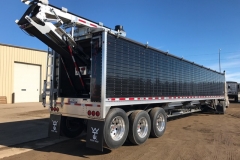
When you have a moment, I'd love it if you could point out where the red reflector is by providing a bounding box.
[53,107,56,111]
[88,110,91,116]
[90,23,97,28]
[79,19,86,23]
[96,111,100,117]
[92,111,95,116]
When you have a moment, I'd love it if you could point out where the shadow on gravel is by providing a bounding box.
[34,137,112,157]
[167,114,192,121]
[0,118,111,157]
[0,118,49,147]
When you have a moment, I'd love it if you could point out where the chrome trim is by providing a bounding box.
[101,31,107,118]
[105,97,224,107]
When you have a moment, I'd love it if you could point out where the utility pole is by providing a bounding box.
[219,49,221,72]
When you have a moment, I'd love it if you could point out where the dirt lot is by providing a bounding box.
[2,102,240,160]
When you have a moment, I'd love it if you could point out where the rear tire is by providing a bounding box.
[149,107,167,138]
[128,110,151,145]
[61,116,85,138]
[103,108,129,149]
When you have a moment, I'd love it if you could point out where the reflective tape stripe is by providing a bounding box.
[79,19,86,23]
[106,96,224,101]
[90,23,97,27]
[60,103,101,107]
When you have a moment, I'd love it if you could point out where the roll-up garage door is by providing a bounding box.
[14,63,40,102]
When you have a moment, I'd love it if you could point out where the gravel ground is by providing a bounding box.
[2,102,240,160]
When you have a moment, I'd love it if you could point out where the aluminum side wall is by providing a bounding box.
[106,34,225,98]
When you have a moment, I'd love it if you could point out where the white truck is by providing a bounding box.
[16,0,228,151]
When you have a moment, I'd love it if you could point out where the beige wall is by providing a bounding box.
[0,43,47,103]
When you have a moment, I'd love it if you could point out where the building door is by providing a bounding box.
[14,63,40,102]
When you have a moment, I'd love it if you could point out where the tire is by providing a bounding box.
[128,110,151,145]
[149,107,167,138]
[61,116,85,138]
[103,108,129,149]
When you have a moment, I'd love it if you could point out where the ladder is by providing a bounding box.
[42,48,58,107]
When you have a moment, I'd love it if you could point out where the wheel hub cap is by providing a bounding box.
[156,113,165,132]
[137,117,148,138]
[110,116,125,141]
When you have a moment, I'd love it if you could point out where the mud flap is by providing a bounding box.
[86,119,104,151]
[48,114,62,138]
[216,105,225,114]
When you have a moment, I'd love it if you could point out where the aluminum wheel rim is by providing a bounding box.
[110,116,125,141]
[137,117,148,138]
[156,113,165,132]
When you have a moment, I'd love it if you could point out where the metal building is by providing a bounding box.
[0,43,47,103]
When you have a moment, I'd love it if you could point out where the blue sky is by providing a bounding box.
[0,0,240,82]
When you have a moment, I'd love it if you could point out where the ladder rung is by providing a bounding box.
[45,51,59,107]
[44,89,58,92]
[43,92,58,96]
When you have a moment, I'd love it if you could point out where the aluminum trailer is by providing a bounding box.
[16,0,228,151]
[227,81,239,102]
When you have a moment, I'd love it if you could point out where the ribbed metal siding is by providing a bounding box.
[0,44,47,103]
[106,34,225,98]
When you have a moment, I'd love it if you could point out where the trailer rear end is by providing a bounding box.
[227,81,239,102]
[16,0,228,151]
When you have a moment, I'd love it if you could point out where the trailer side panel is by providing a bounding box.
[106,33,225,98]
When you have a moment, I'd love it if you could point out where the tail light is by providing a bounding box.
[96,111,100,117]
[51,107,59,112]
[88,110,91,116]
[88,110,100,117]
